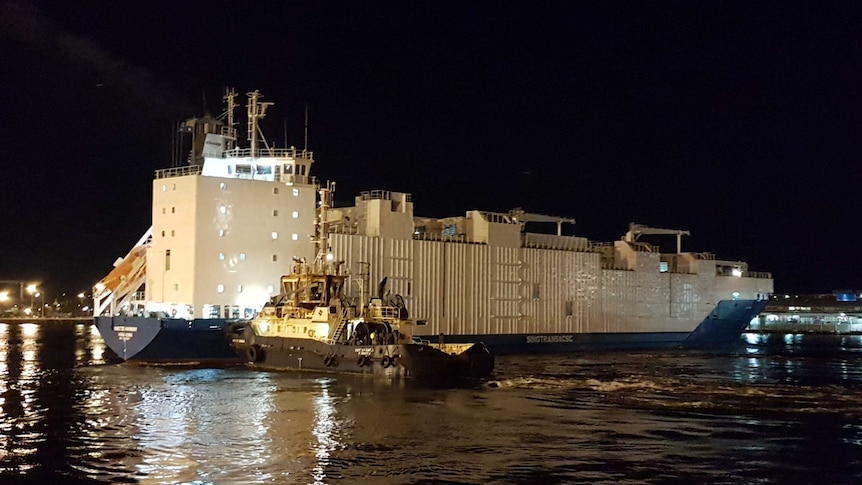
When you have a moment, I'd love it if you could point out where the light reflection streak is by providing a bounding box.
[311,378,338,484]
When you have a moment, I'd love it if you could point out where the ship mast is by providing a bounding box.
[246,90,273,156]
[222,87,238,141]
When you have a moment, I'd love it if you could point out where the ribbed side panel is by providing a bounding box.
[490,246,517,335]
[328,233,740,336]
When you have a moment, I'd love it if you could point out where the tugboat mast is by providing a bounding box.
[314,181,336,272]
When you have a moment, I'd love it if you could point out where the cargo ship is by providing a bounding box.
[93,89,773,363]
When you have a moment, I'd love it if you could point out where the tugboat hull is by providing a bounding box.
[231,326,494,382]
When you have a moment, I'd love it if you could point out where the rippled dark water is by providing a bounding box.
[2,322,862,484]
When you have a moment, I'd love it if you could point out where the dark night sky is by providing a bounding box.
[1,1,861,297]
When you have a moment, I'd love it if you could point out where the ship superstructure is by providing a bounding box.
[95,90,317,322]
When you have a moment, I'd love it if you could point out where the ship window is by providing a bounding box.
[162,208,166,214]
[659,262,668,273]
[272,254,277,262]
[444,224,457,236]
[161,230,165,237]
[227,166,232,175]
[220,182,226,190]
[284,164,293,174]
[565,301,573,316]
[273,209,278,216]
[224,306,230,318]
[532,284,540,300]
[219,229,226,237]
[240,253,246,261]
[256,164,272,175]
[732,292,740,300]
[236,164,252,175]
[165,249,171,271]
[219,253,225,260]
[273,187,279,195]
[171,230,175,237]
[162,185,166,192]
[272,232,278,240]
[217,284,224,293]
[293,188,299,197]
[292,211,299,218]
[237,285,243,293]
[291,233,299,241]
[220,206,227,214]
[267,285,274,293]
[173,284,179,291]
[172,184,176,191]
[171,207,176,214]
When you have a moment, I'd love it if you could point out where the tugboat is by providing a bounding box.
[229,183,495,383]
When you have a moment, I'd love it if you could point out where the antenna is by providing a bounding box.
[284,119,288,148]
[304,103,308,151]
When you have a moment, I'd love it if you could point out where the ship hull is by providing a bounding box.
[231,331,494,383]
[94,316,243,364]
[94,300,764,363]
[418,299,768,355]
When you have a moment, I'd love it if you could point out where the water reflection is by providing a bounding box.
[1,324,862,483]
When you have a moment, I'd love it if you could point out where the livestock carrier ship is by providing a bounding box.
[93,89,773,363]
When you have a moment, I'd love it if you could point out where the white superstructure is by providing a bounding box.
[95,90,317,319]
